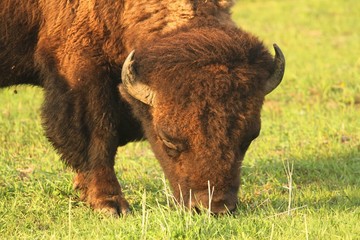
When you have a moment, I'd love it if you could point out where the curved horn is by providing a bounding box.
[264,44,285,95]
[121,50,156,106]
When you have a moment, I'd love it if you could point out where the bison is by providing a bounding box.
[0,0,285,215]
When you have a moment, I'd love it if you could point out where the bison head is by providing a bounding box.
[119,28,285,214]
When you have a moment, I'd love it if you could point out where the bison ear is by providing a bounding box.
[263,44,285,95]
[120,50,156,106]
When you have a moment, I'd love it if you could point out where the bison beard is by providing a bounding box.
[0,0,284,216]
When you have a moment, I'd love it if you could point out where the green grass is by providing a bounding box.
[1,0,359,239]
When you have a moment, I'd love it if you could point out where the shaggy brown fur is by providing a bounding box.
[1,0,283,215]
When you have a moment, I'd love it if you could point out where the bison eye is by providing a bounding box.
[157,129,186,158]
[162,139,181,158]
[160,137,181,158]
[162,138,178,150]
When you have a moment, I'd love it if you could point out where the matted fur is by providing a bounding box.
[1,0,281,215]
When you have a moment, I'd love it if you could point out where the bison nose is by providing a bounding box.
[191,192,238,215]
[209,200,237,215]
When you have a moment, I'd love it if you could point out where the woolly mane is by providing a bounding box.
[134,25,274,105]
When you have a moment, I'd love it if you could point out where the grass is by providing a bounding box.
[1,0,359,239]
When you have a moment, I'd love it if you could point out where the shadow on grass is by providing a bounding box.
[4,144,357,216]
[238,147,360,214]
[123,147,359,215]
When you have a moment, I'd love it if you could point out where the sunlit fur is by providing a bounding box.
[1,0,278,215]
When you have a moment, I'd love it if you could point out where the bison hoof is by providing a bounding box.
[94,196,131,217]
[73,172,130,217]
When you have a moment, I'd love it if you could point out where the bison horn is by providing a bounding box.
[264,44,285,95]
[121,50,156,106]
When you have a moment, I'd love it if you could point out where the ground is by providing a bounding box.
[0,0,359,239]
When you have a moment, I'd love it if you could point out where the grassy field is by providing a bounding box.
[1,0,359,239]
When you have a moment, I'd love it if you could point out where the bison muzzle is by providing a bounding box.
[0,0,285,215]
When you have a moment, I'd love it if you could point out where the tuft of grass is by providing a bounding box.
[1,0,360,239]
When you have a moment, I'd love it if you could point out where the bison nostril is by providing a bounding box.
[190,200,237,215]
[190,204,237,216]
[193,206,201,214]
[190,191,238,215]
[225,204,237,215]
[213,203,237,215]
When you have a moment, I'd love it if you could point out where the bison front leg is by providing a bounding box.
[70,134,130,216]
[73,169,130,216]
[39,59,130,216]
